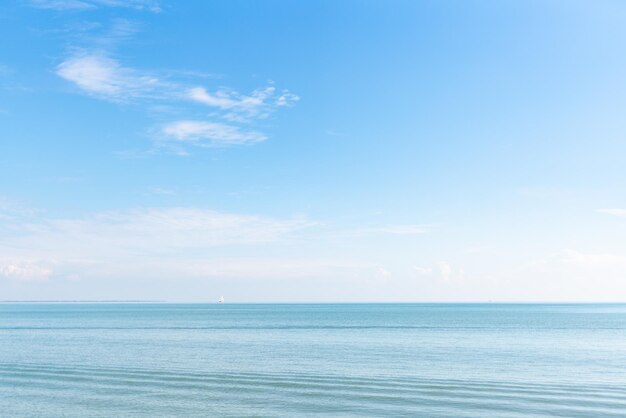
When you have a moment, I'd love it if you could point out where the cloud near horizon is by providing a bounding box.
[414,262,464,282]
[0,260,54,281]
[598,208,626,217]
[539,249,626,268]
[521,249,626,297]
[0,206,319,282]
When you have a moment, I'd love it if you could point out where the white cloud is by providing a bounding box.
[56,54,160,101]
[188,86,271,111]
[542,249,626,267]
[92,19,142,46]
[188,86,298,120]
[56,54,297,152]
[31,0,161,12]
[160,120,266,146]
[0,206,388,286]
[276,91,300,107]
[414,266,432,275]
[31,0,95,10]
[598,208,626,218]
[438,262,453,281]
[52,15,298,155]
[413,262,463,282]
[56,55,299,118]
[522,249,626,300]
[0,260,53,281]
[97,0,160,11]
[0,207,318,281]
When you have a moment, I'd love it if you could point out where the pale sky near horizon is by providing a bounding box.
[1,0,626,302]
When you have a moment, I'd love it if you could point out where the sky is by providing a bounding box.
[1,0,626,302]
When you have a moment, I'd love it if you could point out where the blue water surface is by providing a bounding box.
[1,303,625,417]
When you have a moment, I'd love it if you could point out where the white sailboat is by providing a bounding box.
[218,296,224,303]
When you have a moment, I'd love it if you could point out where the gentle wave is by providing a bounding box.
[2,362,625,417]
[2,325,624,330]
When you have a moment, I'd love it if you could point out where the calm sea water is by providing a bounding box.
[1,303,625,417]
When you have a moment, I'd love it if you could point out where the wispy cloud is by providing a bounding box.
[160,120,267,147]
[354,224,431,235]
[0,64,11,76]
[188,85,299,120]
[598,208,626,218]
[525,248,626,292]
[0,260,53,281]
[56,52,297,151]
[56,54,161,101]
[414,262,464,282]
[31,0,95,10]
[276,91,299,107]
[35,208,314,250]
[0,196,42,222]
[325,129,346,137]
[413,266,433,275]
[0,206,316,281]
[438,262,453,281]
[188,86,271,112]
[48,0,299,155]
[31,0,161,12]
[3,201,419,290]
[170,258,368,281]
[542,249,626,267]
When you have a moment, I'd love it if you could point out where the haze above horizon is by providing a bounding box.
[1,0,626,302]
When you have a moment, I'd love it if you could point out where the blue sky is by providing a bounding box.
[1,0,626,302]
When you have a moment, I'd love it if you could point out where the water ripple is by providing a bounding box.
[1,362,625,417]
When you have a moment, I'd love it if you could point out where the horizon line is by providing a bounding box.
[2,300,626,304]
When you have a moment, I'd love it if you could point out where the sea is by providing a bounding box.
[1,303,625,417]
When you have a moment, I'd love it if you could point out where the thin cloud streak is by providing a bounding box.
[353,224,431,235]
[160,120,267,146]
[0,207,318,281]
[187,86,299,119]
[598,208,626,217]
[31,0,161,12]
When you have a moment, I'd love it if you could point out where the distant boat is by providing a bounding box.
[218,296,224,303]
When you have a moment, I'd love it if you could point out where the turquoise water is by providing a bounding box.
[1,303,626,417]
